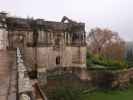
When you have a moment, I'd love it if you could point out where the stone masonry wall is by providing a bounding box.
[24,46,86,71]
[23,47,36,71]
[46,67,133,89]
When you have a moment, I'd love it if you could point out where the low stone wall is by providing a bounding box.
[89,69,130,89]
[129,68,133,82]
[46,67,133,89]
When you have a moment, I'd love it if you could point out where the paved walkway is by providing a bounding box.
[0,50,16,100]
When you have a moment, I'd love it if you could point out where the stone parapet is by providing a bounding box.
[16,48,35,100]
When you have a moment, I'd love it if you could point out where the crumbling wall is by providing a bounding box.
[46,67,133,89]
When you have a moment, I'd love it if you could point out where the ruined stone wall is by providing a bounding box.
[46,67,133,89]
[8,30,26,49]
[62,46,86,68]
[23,29,86,71]
[4,14,87,74]
[36,47,55,69]
[23,47,35,71]
[129,68,133,82]
[24,46,86,71]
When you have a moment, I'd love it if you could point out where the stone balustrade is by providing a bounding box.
[16,48,35,100]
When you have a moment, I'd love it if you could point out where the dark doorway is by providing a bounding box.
[56,56,60,65]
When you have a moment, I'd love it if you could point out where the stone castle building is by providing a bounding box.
[0,12,86,75]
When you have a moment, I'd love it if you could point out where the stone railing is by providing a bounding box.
[16,48,35,100]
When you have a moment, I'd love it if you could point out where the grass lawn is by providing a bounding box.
[83,87,133,100]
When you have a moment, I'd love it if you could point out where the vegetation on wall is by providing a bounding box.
[44,73,91,100]
[86,51,128,70]
[86,28,129,69]
[50,86,85,100]
[45,79,133,100]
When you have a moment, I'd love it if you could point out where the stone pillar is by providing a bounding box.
[37,67,47,86]
[0,28,8,50]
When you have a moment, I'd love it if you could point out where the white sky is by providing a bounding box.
[0,0,133,41]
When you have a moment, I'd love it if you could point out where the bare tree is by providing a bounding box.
[87,28,125,60]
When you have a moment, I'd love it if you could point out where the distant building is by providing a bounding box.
[125,41,133,59]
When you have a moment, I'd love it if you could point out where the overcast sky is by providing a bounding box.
[0,0,133,41]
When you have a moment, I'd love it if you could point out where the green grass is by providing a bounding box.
[83,87,133,100]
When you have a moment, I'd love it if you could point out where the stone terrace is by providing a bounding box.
[0,50,16,100]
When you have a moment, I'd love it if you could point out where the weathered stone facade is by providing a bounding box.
[0,12,8,50]
[0,12,86,75]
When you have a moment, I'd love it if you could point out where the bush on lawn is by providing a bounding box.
[50,86,85,100]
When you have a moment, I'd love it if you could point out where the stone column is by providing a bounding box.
[37,67,47,86]
[0,28,8,50]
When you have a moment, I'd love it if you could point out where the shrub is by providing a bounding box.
[87,51,128,70]
[51,86,84,100]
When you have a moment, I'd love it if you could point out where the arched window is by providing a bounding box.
[56,56,60,65]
